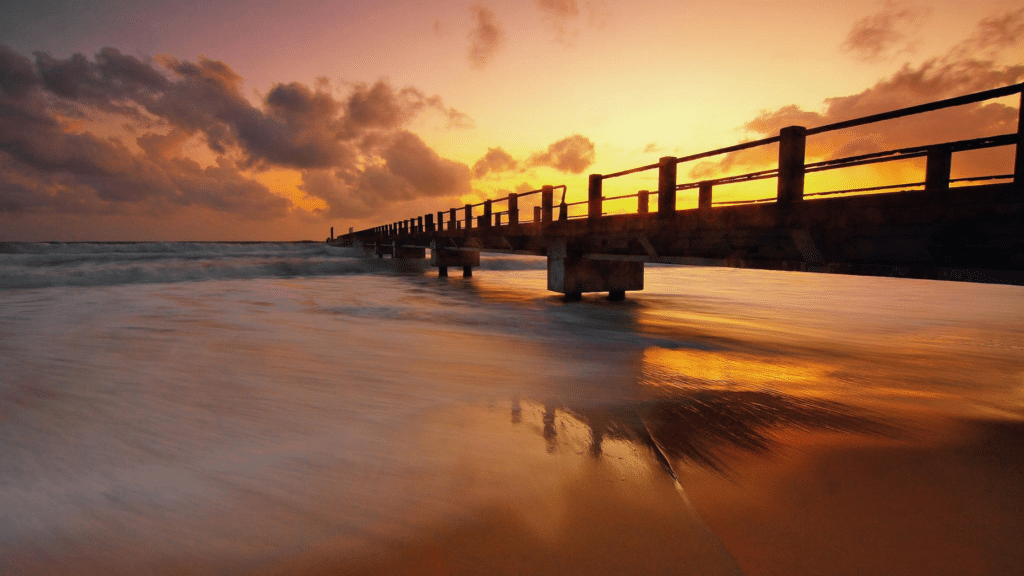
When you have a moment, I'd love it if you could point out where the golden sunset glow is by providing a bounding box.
[1,0,1021,240]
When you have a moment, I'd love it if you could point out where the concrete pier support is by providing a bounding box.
[546,238,643,299]
[431,241,480,278]
[394,245,426,259]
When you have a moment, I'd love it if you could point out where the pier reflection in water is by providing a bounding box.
[513,353,897,478]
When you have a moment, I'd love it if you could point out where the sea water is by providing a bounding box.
[1,242,1021,575]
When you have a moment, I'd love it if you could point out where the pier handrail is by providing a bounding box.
[344,82,1022,239]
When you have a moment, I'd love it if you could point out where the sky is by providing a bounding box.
[1,0,1022,241]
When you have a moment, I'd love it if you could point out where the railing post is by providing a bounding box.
[637,190,649,214]
[698,181,713,210]
[925,146,952,193]
[1015,90,1023,185]
[448,208,456,231]
[496,213,502,226]
[436,211,444,232]
[541,185,554,223]
[483,199,492,227]
[464,204,473,230]
[658,156,677,218]
[418,216,424,233]
[534,206,541,223]
[588,174,602,220]
[508,193,518,225]
[777,126,806,205]
[425,214,434,232]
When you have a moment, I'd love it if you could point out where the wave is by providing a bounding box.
[0,242,547,290]
[0,242,374,290]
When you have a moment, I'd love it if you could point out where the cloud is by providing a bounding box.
[955,7,1024,56]
[0,45,474,224]
[468,5,504,69]
[298,131,472,218]
[538,0,578,20]
[528,134,595,173]
[473,147,518,177]
[841,4,927,62]
[688,9,1024,181]
[536,0,582,44]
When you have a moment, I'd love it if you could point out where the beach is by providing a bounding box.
[1,242,1021,574]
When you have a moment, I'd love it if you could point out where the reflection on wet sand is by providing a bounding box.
[515,349,897,478]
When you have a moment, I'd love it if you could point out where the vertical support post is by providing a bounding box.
[541,185,554,223]
[448,208,456,231]
[777,126,806,205]
[425,214,434,232]
[1015,91,1023,185]
[924,146,952,193]
[438,266,448,277]
[464,204,473,230]
[330,226,334,240]
[534,206,541,223]
[483,199,492,227]
[417,216,423,233]
[508,192,519,225]
[463,265,473,278]
[638,190,649,214]
[698,181,713,210]
[658,156,677,218]
[496,213,502,226]
[436,211,444,232]
[588,174,603,220]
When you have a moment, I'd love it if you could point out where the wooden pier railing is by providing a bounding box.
[334,82,1024,292]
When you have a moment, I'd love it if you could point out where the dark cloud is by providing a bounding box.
[0,45,474,223]
[528,134,595,173]
[473,147,518,177]
[841,4,927,62]
[383,131,473,198]
[688,10,1024,181]
[298,131,472,218]
[468,4,504,69]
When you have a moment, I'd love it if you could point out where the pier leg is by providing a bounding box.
[432,243,480,277]
[547,238,643,298]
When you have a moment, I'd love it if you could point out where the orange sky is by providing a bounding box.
[0,0,1021,240]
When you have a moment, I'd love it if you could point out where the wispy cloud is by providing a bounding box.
[537,0,579,44]
[468,4,504,69]
[690,9,1024,181]
[841,3,927,62]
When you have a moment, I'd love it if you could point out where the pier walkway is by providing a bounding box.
[334,83,1024,298]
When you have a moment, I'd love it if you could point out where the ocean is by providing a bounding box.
[1,241,1022,575]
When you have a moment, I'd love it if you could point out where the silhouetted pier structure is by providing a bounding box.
[335,83,1024,298]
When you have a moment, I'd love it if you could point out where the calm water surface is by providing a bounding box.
[1,242,1021,575]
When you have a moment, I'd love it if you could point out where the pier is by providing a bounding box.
[333,83,1024,298]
